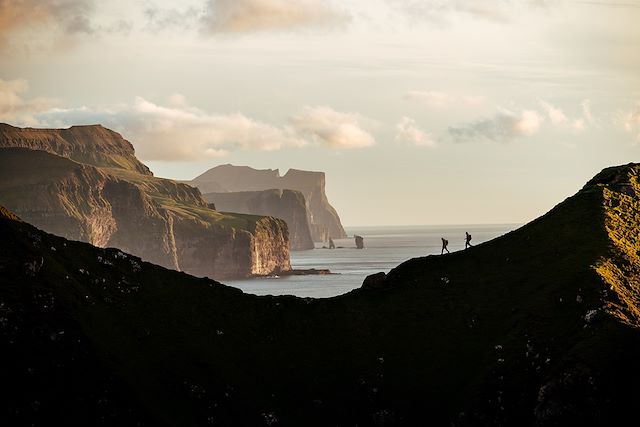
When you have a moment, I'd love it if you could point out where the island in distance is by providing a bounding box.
[1,162,640,425]
[185,164,348,245]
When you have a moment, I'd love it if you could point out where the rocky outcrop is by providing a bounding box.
[171,214,290,278]
[0,123,151,175]
[0,124,292,279]
[203,189,314,250]
[187,164,347,242]
[354,235,364,249]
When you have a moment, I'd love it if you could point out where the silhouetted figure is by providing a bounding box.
[329,237,336,249]
[465,232,473,249]
[355,235,364,249]
[441,238,450,255]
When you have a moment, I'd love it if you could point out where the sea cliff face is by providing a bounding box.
[203,189,314,250]
[188,164,347,242]
[0,124,291,279]
[281,168,346,241]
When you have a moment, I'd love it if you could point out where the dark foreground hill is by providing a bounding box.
[2,163,640,426]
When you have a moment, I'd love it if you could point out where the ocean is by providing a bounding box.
[225,224,519,298]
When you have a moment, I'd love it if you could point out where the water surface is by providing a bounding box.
[225,224,519,298]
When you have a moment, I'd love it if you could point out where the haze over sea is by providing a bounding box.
[227,224,518,298]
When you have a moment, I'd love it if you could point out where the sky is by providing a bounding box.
[1,0,639,226]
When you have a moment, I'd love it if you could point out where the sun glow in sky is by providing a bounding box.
[1,0,639,225]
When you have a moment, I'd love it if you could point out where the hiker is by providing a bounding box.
[465,232,473,249]
[441,238,450,255]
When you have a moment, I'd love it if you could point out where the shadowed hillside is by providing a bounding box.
[2,163,640,426]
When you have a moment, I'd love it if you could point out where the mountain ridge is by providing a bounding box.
[1,162,640,425]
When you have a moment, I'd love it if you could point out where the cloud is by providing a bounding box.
[572,119,586,132]
[386,0,553,25]
[619,102,640,143]
[581,99,600,127]
[0,80,375,159]
[0,0,135,51]
[35,96,309,161]
[0,0,96,47]
[201,0,349,33]
[405,91,450,108]
[144,5,201,33]
[125,97,310,160]
[405,90,484,109]
[0,78,58,125]
[448,108,543,142]
[395,117,436,147]
[289,106,376,149]
[539,100,586,132]
[539,101,567,125]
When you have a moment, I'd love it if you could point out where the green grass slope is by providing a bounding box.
[2,163,640,426]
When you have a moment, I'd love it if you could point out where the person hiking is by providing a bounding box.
[465,232,473,249]
[441,238,450,255]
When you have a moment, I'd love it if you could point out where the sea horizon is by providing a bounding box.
[342,222,523,228]
[226,223,519,298]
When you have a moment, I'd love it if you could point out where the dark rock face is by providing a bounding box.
[3,163,640,425]
[362,271,386,289]
[188,164,347,242]
[0,125,292,279]
[203,189,314,250]
[355,235,364,249]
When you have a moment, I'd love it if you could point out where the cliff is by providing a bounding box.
[203,189,315,250]
[281,168,346,241]
[0,124,291,279]
[0,123,152,175]
[2,163,640,425]
[187,164,347,241]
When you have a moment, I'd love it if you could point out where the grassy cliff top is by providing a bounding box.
[0,123,152,175]
[104,167,268,231]
[0,147,273,233]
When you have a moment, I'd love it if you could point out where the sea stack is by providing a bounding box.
[355,235,364,249]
